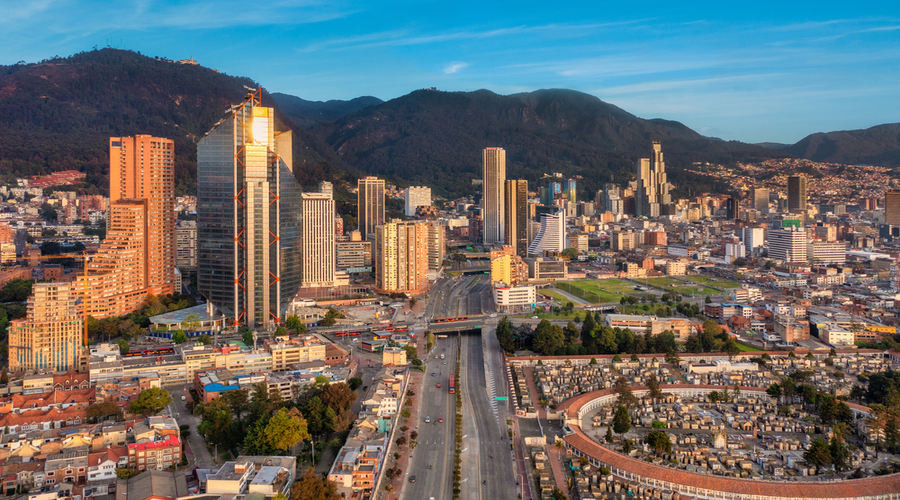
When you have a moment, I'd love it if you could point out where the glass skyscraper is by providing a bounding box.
[197,90,302,331]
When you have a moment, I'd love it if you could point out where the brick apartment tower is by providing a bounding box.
[78,135,174,318]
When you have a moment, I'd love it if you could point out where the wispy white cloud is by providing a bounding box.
[594,73,785,95]
[443,62,469,74]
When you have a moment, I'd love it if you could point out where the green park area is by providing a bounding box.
[641,277,719,296]
[555,279,645,304]
[680,274,742,289]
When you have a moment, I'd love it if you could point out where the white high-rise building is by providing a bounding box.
[741,227,765,255]
[482,147,506,245]
[301,192,336,287]
[527,210,565,255]
[404,186,432,217]
[768,227,807,263]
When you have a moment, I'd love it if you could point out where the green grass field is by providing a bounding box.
[681,275,742,289]
[556,279,646,303]
[735,341,762,352]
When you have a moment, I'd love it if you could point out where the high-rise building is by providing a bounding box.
[768,227,807,262]
[9,283,83,373]
[539,187,550,205]
[301,193,336,287]
[375,221,429,295]
[635,141,672,217]
[741,227,766,255]
[602,184,624,215]
[404,186,432,217]
[549,182,562,201]
[787,175,808,214]
[197,91,302,330]
[109,135,175,296]
[884,190,900,226]
[752,188,770,215]
[504,180,529,258]
[358,177,385,236]
[336,241,372,272]
[318,181,333,200]
[611,230,636,252]
[482,147,506,245]
[527,210,565,255]
[175,220,197,272]
[565,178,577,202]
[426,222,445,270]
[76,135,175,319]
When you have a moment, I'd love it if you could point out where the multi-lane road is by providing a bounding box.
[425,274,493,319]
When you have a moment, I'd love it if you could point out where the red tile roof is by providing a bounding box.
[0,406,86,427]
[128,434,180,452]
[566,425,900,498]
[3,388,94,411]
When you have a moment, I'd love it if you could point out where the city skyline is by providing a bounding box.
[2,2,897,144]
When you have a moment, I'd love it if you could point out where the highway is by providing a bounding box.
[459,327,516,499]
[402,336,458,500]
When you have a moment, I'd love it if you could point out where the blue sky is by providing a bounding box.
[2,0,898,143]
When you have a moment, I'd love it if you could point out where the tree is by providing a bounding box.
[605,426,614,443]
[221,388,249,421]
[275,327,290,337]
[564,301,574,313]
[172,330,188,344]
[564,321,579,344]
[707,391,721,403]
[262,408,310,453]
[87,401,123,422]
[348,377,363,391]
[705,295,712,304]
[285,315,306,334]
[647,374,663,402]
[551,487,568,500]
[804,438,832,473]
[665,350,680,365]
[116,339,129,354]
[197,397,234,448]
[115,468,141,480]
[612,405,631,435]
[532,320,564,355]
[645,430,672,456]
[198,334,211,345]
[242,329,254,345]
[290,467,342,500]
[321,382,356,413]
[496,316,515,352]
[614,377,638,408]
[723,338,741,360]
[830,423,850,471]
[130,388,172,415]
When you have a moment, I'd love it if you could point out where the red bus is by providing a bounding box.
[449,375,455,394]
[334,332,347,337]
[433,316,469,324]
[348,331,362,336]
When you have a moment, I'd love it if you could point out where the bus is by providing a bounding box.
[334,331,348,337]
[449,375,455,394]
[348,331,362,336]
[433,316,469,324]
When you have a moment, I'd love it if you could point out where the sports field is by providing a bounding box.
[556,279,646,303]
[637,277,718,296]
[681,275,742,289]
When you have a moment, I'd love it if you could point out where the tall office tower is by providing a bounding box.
[565,178,577,202]
[753,188,770,215]
[539,187,550,205]
[742,227,766,255]
[635,141,672,217]
[109,135,176,296]
[175,220,198,273]
[884,190,900,226]
[549,182,562,201]
[404,186,432,217]
[9,283,83,373]
[375,221,429,295]
[358,177,385,236]
[504,180,529,258]
[426,222,445,270]
[768,227,807,262]
[602,184,624,215]
[197,90,302,331]
[482,147,506,245]
[787,175,808,214]
[0,222,13,265]
[318,181,333,199]
[527,210,565,255]
[301,193,336,287]
[726,197,740,220]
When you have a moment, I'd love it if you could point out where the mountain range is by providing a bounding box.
[1,48,897,199]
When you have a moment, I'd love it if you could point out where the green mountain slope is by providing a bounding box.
[312,88,784,197]
[270,92,382,129]
[786,123,900,167]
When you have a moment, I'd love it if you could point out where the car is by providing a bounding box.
[181,395,186,401]
[439,417,443,423]
[531,316,538,319]
[489,313,497,317]
[444,361,447,365]
[425,416,431,423]
[431,372,435,376]
[437,383,441,388]
[409,475,416,483]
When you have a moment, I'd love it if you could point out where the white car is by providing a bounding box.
[489,313,497,317]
